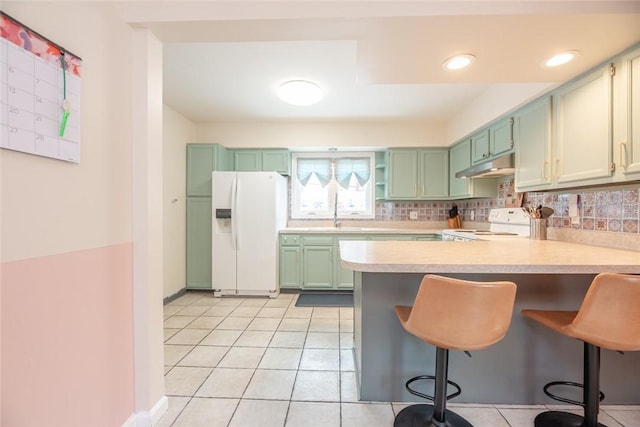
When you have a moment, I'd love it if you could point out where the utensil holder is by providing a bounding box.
[530,218,547,240]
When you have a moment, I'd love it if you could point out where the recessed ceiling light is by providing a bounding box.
[277,80,324,106]
[544,51,580,67]
[443,54,476,71]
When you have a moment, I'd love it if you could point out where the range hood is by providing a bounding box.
[455,153,515,179]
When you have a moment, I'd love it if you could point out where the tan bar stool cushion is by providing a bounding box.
[522,272,640,351]
[395,274,517,350]
[393,274,517,427]
[521,272,640,427]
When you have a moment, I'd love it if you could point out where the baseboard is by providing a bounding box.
[163,288,187,305]
[121,395,168,427]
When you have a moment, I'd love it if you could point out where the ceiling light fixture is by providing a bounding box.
[544,51,579,67]
[277,80,324,106]
[442,54,476,71]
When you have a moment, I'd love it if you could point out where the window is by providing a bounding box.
[291,152,375,219]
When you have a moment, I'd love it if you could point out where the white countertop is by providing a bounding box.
[281,227,441,234]
[339,240,640,274]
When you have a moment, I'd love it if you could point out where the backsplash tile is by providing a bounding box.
[520,185,639,235]
[373,177,640,236]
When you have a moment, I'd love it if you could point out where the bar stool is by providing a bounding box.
[521,272,640,427]
[393,274,517,427]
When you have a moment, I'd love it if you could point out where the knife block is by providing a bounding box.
[447,215,462,229]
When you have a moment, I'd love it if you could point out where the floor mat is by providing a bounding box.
[295,292,353,307]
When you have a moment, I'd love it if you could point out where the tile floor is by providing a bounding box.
[159,291,640,427]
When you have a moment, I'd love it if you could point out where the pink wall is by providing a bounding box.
[1,243,134,427]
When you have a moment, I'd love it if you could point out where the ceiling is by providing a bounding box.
[156,3,640,125]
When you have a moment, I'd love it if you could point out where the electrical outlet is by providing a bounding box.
[409,211,418,220]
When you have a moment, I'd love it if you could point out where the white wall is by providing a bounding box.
[163,105,196,298]
[1,3,133,262]
[194,120,447,149]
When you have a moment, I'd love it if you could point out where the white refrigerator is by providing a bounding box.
[212,171,287,297]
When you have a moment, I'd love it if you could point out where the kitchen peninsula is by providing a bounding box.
[339,239,640,404]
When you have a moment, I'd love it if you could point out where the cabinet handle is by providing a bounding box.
[619,142,627,169]
[555,159,560,180]
[542,160,548,181]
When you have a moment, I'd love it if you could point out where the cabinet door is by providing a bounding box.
[335,235,366,289]
[279,246,301,288]
[515,96,553,190]
[386,150,419,199]
[234,151,262,171]
[554,66,613,184]
[449,140,471,198]
[187,144,216,196]
[618,47,640,177]
[303,246,334,288]
[419,149,448,198]
[262,150,291,175]
[186,197,212,289]
[491,117,514,157]
[471,129,491,164]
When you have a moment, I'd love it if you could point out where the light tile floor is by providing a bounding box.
[159,291,640,427]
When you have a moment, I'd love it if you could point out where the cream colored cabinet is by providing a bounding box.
[553,65,614,185]
[514,96,553,190]
[616,46,640,178]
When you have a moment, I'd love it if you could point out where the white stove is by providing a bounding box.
[442,208,530,241]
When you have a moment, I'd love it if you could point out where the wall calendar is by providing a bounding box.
[0,12,82,163]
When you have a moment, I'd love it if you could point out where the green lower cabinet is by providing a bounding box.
[278,233,442,291]
[186,197,212,289]
[279,246,301,288]
[335,235,367,289]
[372,235,415,241]
[415,234,442,241]
[303,246,334,288]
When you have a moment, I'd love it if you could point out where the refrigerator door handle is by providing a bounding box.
[231,176,238,250]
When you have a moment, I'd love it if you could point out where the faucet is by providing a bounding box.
[333,193,341,228]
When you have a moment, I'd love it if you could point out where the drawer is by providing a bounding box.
[302,235,335,246]
[280,235,301,246]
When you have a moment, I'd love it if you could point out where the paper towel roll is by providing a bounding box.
[569,194,580,218]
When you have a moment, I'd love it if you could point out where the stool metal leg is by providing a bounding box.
[433,347,449,424]
[394,348,473,427]
[534,343,607,427]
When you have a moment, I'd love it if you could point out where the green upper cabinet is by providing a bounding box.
[233,149,291,175]
[553,64,613,185]
[514,96,553,190]
[386,149,419,199]
[616,46,640,178]
[490,117,515,157]
[448,139,498,199]
[471,120,514,165]
[418,149,449,198]
[234,150,262,171]
[386,148,448,200]
[186,143,231,196]
[471,129,491,164]
[449,140,471,198]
